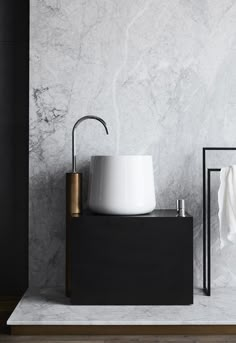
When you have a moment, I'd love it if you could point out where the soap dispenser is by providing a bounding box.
[66,115,109,296]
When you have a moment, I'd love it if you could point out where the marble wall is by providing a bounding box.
[30,0,236,288]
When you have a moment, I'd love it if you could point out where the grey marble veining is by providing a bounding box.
[30,0,236,288]
[7,288,236,325]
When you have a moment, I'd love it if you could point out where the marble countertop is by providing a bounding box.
[7,288,236,325]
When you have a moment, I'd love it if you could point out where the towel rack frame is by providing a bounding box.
[202,147,236,296]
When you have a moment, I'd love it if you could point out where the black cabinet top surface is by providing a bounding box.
[71,209,192,218]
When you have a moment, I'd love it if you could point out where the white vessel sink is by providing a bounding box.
[88,155,156,215]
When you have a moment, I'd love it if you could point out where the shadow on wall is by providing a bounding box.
[29,161,90,288]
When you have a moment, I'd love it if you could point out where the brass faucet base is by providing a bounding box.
[66,173,82,217]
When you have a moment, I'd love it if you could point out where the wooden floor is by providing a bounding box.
[0,296,20,336]
[1,334,236,342]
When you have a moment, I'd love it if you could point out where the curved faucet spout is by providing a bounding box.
[72,115,109,173]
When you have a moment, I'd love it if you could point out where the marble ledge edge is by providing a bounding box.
[7,320,236,326]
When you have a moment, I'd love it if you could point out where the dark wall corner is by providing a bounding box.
[0,0,29,295]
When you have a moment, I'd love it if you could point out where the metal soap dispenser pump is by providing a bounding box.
[66,115,108,296]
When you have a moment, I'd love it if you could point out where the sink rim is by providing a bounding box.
[91,154,152,158]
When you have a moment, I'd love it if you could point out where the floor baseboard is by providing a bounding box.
[10,325,236,336]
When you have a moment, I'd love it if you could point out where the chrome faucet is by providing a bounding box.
[72,115,109,173]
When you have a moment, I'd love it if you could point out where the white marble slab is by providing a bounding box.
[7,288,236,326]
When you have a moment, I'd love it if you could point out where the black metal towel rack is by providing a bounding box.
[202,147,236,296]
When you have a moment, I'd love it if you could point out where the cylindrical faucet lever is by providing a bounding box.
[72,115,109,173]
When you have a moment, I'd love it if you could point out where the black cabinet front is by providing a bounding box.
[70,211,193,305]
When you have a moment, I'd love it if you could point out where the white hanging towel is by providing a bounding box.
[218,165,236,248]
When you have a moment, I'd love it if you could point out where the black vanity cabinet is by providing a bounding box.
[70,210,193,305]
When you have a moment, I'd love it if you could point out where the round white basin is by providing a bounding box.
[88,155,156,215]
